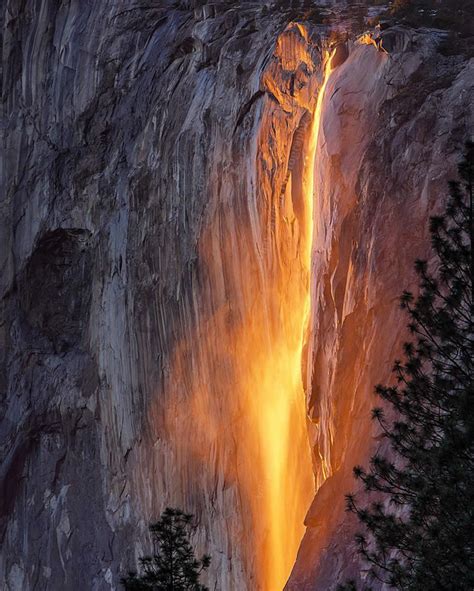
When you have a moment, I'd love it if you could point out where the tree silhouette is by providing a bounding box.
[339,143,474,590]
[121,508,211,591]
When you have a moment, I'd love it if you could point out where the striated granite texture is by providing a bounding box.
[1,2,473,590]
[288,27,474,591]
[1,2,320,589]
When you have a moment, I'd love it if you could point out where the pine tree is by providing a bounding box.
[339,142,474,591]
[121,508,211,591]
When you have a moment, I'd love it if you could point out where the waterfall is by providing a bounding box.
[4,4,471,589]
[150,24,332,591]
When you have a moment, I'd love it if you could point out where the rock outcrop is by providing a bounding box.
[288,27,473,591]
[1,2,319,589]
[1,2,472,590]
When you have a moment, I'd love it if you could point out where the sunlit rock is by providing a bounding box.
[1,4,318,590]
[1,2,472,590]
[288,29,473,591]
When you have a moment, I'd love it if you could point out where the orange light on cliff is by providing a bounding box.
[160,46,335,591]
[305,49,335,260]
[245,304,314,591]
[250,49,336,590]
[301,51,335,491]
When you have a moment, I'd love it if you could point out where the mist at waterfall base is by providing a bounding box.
[3,3,473,590]
[150,39,336,591]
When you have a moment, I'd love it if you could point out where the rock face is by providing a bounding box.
[1,3,473,591]
[1,2,318,590]
[288,28,474,591]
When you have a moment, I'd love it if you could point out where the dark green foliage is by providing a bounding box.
[339,143,474,591]
[121,508,211,591]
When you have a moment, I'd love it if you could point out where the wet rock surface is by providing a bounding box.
[1,2,318,589]
[1,3,472,590]
[288,27,473,591]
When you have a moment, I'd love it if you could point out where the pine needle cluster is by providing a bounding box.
[121,508,211,591]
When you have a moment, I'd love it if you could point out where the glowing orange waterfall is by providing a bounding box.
[158,40,335,591]
[302,51,336,490]
[306,50,335,260]
[250,50,336,590]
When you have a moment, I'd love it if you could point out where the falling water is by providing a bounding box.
[159,36,335,591]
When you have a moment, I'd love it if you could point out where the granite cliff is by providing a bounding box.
[1,1,472,590]
[288,26,473,591]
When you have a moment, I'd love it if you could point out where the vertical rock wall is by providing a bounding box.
[288,29,473,591]
[1,2,321,589]
[2,3,472,590]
